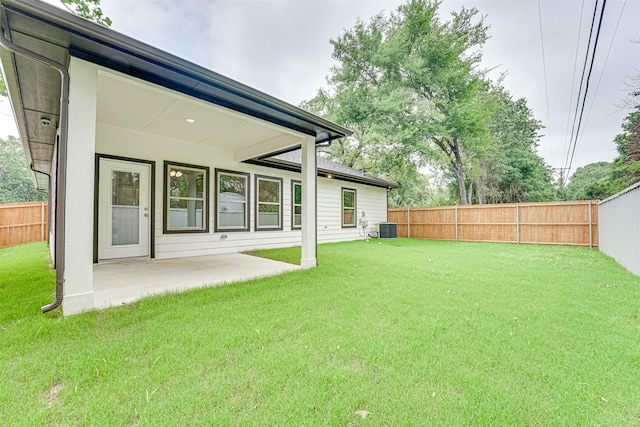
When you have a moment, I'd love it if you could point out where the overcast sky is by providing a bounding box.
[1,0,639,176]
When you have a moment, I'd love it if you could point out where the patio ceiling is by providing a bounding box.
[97,72,304,160]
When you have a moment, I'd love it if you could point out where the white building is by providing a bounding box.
[0,0,397,315]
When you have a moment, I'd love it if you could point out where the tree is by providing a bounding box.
[610,108,640,192]
[468,83,557,203]
[60,0,112,27]
[303,1,558,206]
[564,162,614,200]
[302,0,490,205]
[564,89,640,200]
[0,136,47,203]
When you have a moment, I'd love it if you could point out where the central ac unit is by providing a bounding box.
[376,222,397,239]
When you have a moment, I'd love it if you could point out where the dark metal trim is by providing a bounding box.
[70,49,317,138]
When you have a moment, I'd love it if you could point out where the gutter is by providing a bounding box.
[0,25,69,313]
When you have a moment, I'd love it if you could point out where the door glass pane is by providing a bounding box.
[111,170,140,246]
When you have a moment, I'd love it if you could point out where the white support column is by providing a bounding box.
[62,58,97,316]
[300,136,317,269]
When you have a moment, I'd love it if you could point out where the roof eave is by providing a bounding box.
[0,0,352,141]
[245,158,400,189]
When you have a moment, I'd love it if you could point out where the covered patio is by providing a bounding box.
[94,253,299,309]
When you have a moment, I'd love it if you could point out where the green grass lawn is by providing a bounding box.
[1,240,640,425]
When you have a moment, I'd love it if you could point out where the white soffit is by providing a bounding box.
[95,70,305,158]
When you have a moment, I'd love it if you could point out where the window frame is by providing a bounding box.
[291,180,302,230]
[255,175,283,231]
[163,161,209,234]
[342,187,357,228]
[215,169,250,232]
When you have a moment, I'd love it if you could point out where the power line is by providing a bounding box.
[580,0,627,138]
[566,0,608,177]
[537,0,554,166]
[561,0,586,184]
[563,0,600,172]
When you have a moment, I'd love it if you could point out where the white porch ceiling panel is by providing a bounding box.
[96,73,302,160]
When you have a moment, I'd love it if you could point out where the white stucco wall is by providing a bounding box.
[63,57,98,316]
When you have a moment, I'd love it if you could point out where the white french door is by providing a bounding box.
[98,158,151,260]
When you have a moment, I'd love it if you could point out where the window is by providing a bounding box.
[164,161,209,233]
[292,180,302,230]
[256,175,282,230]
[216,170,249,231]
[342,188,357,228]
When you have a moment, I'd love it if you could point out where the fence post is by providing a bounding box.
[589,200,593,248]
[407,206,411,239]
[41,202,45,242]
[516,203,520,244]
[455,205,458,241]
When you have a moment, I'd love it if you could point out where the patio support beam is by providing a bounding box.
[300,136,317,269]
[62,57,98,316]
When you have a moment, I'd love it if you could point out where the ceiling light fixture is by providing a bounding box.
[185,118,195,123]
[169,170,183,178]
[40,117,51,126]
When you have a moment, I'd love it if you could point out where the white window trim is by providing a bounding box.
[215,170,250,232]
[255,175,283,231]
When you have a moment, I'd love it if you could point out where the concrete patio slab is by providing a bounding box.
[94,253,299,309]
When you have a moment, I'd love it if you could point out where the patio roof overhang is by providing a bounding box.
[0,0,352,191]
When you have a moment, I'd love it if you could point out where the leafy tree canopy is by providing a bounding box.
[0,136,46,203]
[564,88,640,200]
[60,0,112,27]
[303,0,557,206]
[564,162,614,201]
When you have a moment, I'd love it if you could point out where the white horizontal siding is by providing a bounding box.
[317,177,388,243]
[96,123,389,259]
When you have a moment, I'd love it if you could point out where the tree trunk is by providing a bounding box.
[476,176,486,205]
[451,140,469,205]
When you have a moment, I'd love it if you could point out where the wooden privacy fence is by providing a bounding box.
[0,201,48,248]
[388,201,598,247]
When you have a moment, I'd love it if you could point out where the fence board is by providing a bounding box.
[0,202,48,248]
[389,200,598,247]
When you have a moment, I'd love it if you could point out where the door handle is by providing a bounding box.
[144,213,149,217]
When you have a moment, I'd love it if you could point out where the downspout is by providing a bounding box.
[29,164,51,243]
[0,28,69,313]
